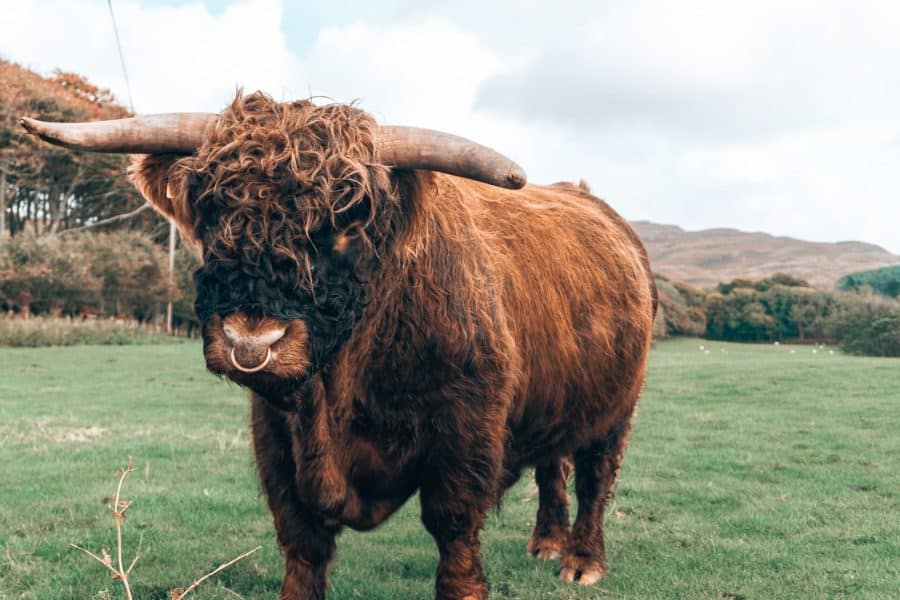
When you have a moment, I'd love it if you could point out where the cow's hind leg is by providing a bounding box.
[560,412,633,586]
[527,458,571,560]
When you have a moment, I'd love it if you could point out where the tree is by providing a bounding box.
[0,60,162,240]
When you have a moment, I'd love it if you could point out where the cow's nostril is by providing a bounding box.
[254,328,286,347]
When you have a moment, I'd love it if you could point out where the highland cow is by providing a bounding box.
[22,92,657,600]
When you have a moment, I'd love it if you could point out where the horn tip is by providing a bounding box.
[504,167,527,189]
[19,117,38,133]
[19,117,54,144]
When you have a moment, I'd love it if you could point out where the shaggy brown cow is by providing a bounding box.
[22,92,657,600]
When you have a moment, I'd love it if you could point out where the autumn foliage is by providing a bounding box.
[0,60,162,238]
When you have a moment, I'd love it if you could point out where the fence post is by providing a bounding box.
[166,220,176,334]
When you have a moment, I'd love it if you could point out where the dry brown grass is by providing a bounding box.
[71,457,260,600]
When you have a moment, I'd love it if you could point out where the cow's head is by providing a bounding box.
[21,92,525,394]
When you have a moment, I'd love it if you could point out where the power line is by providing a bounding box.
[105,0,176,335]
[107,0,135,113]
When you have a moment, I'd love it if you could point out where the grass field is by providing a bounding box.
[0,338,897,599]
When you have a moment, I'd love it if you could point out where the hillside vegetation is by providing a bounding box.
[654,274,900,357]
[837,264,900,298]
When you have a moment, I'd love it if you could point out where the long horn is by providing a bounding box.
[20,114,527,189]
[19,113,218,154]
[376,126,526,189]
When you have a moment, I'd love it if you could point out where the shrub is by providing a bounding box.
[654,275,706,337]
[0,230,200,331]
[0,315,184,347]
[0,232,102,315]
[705,289,778,341]
[652,304,668,339]
[73,231,170,320]
[705,277,837,343]
[826,293,900,357]
[837,265,900,299]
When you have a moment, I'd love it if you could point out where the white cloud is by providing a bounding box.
[1,0,296,113]
[2,0,900,253]
[294,19,500,128]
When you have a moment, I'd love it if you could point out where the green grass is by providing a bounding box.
[0,339,897,599]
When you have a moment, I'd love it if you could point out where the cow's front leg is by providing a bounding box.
[277,520,337,600]
[419,408,505,600]
[251,395,339,599]
[420,476,491,600]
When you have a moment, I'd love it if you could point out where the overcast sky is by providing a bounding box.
[3,0,899,253]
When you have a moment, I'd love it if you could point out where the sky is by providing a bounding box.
[3,0,899,253]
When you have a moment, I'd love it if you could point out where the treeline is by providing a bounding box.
[837,264,900,299]
[655,273,900,357]
[0,230,200,335]
[0,60,168,240]
[0,61,188,341]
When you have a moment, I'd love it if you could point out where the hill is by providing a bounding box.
[632,221,900,289]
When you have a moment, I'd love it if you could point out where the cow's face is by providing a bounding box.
[131,94,398,393]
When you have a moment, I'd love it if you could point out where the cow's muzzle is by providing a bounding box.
[202,313,310,384]
[223,322,285,373]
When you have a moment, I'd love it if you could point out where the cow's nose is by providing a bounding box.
[223,323,286,373]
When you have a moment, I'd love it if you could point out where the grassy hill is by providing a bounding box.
[633,221,900,289]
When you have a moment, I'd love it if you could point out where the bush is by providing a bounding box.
[0,232,102,315]
[654,275,706,337]
[705,289,778,341]
[72,231,170,319]
[704,277,838,343]
[0,230,200,331]
[837,265,900,299]
[716,273,810,294]
[826,293,900,357]
[652,304,668,339]
[0,315,184,347]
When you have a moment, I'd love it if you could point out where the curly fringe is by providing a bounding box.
[176,90,402,287]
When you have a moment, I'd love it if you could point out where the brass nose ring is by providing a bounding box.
[230,347,272,373]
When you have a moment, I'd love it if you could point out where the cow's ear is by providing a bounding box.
[129,154,198,245]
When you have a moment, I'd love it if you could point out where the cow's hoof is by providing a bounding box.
[559,555,605,586]
[527,537,564,560]
[436,581,489,600]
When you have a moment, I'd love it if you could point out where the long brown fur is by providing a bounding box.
[130,92,657,600]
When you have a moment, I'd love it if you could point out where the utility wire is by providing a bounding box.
[106,0,176,335]
[107,0,135,113]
